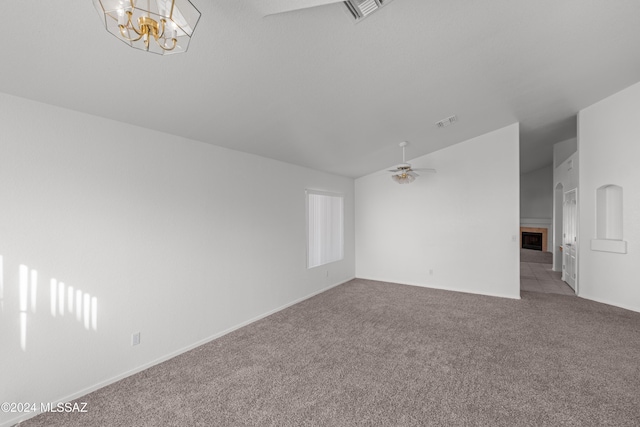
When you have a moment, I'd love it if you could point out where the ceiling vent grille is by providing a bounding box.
[435,115,458,128]
[344,0,393,22]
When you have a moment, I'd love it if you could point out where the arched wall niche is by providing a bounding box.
[592,184,627,254]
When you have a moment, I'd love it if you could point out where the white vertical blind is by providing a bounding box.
[307,191,344,269]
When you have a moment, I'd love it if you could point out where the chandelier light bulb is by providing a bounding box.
[117,9,126,26]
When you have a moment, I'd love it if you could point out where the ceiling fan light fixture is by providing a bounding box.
[387,142,435,184]
[391,173,415,184]
[390,142,417,184]
[93,0,201,55]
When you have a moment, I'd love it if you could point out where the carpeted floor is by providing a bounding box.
[21,279,640,426]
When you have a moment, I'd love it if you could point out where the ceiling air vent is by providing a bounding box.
[344,0,393,22]
[435,115,458,128]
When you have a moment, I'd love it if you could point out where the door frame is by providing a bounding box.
[562,188,579,294]
[553,183,564,272]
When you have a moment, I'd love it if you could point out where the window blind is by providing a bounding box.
[307,191,344,269]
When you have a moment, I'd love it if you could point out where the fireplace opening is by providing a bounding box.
[522,232,543,251]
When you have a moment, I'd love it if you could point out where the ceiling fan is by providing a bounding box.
[388,142,436,184]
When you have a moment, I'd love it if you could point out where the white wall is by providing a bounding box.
[355,124,520,299]
[554,152,578,193]
[0,93,355,426]
[520,164,553,251]
[520,164,553,220]
[578,81,640,312]
[553,137,577,168]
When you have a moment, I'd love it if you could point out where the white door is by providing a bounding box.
[562,190,577,290]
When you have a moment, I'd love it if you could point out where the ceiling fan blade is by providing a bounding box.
[260,0,345,16]
[407,171,419,178]
[411,168,437,173]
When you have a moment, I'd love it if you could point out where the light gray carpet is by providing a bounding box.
[520,248,553,264]
[22,279,640,426]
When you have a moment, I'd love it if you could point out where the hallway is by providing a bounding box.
[520,249,575,296]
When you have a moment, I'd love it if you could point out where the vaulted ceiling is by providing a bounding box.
[2,0,640,177]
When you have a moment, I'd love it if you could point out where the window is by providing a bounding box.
[306,190,344,268]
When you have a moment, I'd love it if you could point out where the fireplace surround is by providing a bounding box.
[520,227,548,252]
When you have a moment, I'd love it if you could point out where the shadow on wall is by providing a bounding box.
[3,255,99,352]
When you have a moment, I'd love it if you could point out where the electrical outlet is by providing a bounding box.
[132,332,141,346]
[429,269,434,276]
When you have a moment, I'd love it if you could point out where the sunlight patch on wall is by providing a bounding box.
[20,312,27,352]
[58,282,66,316]
[10,260,101,352]
[50,279,58,317]
[76,289,83,322]
[19,264,37,351]
[30,269,38,313]
[49,279,99,331]
[91,297,98,331]
[83,293,91,330]
[67,286,74,315]
[19,265,28,312]
[19,265,28,351]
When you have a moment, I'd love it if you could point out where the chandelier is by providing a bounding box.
[93,0,201,55]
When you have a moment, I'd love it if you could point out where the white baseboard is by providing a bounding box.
[356,276,521,300]
[578,292,640,314]
[2,276,355,427]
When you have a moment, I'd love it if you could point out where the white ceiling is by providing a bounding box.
[2,0,640,177]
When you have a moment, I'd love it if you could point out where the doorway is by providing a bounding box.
[553,183,564,271]
[562,189,578,291]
